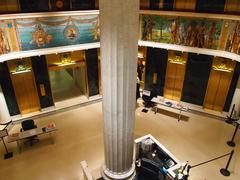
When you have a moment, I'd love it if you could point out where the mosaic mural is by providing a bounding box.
[15,15,99,51]
[225,21,240,54]
[141,15,223,50]
[1,12,240,58]
[0,21,10,55]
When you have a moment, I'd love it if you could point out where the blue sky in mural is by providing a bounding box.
[16,15,99,51]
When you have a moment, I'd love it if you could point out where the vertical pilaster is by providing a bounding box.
[0,85,11,124]
[99,0,139,179]
[229,76,240,117]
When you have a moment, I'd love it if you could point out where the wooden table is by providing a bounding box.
[151,97,189,121]
[7,123,57,153]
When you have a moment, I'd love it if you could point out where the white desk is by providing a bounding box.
[135,134,182,179]
[7,123,57,153]
[151,97,189,121]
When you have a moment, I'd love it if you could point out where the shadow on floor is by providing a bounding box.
[151,108,189,122]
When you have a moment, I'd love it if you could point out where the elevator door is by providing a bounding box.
[204,70,233,111]
[164,62,186,101]
[204,57,236,111]
[11,71,40,114]
[164,51,187,101]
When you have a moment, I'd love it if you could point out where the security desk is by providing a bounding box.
[7,123,57,153]
[135,134,182,179]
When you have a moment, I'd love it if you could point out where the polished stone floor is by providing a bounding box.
[0,102,239,180]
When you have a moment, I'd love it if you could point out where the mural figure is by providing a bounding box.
[206,22,216,48]
[141,15,222,51]
[190,23,200,47]
[196,22,205,48]
[143,17,153,41]
[231,23,240,53]
[31,24,52,47]
[225,22,236,52]
[178,23,185,44]
[185,23,193,46]
[0,27,9,55]
[171,19,178,44]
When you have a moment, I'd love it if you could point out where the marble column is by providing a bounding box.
[0,85,11,125]
[229,75,240,117]
[99,0,139,179]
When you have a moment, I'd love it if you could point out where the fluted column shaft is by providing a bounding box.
[99,0,139,179]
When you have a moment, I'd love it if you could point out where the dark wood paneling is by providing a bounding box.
[72,0,95,10]
[145,47,168,96]
[85,48,99,96]
[174,0,196,11]
[19,0,49,12]
[224,62,240,111]
[50,0,70,11]
[140,0,150,9]
[225,0,240,15]
[31,56,54,108]
[196,0,226,13]
[0,62,20,116]
[150,0,160,10]
[182,53,212,105]
[163,0,174,10]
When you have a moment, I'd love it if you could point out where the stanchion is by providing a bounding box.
[220,150,234,176]
[226,104,236,124]
[227,122,240,147]
[183,150,234,179]
[1,137,13,159]
[0,129,13,159]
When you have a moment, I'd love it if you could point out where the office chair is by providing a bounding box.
[137,158,160,180]
[142,90,156,108]
[20,119,39,146]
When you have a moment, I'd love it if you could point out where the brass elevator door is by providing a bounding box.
[11,71,40,114]
[204,70,233,111]
[164,62,186,101]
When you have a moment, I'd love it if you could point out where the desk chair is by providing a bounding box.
[20,119,39,146]
[138,158,160,180]
[142,90,156,108]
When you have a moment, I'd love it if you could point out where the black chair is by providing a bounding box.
[142,90,156,108]
[20,119,39,146]
[138,158,160,180]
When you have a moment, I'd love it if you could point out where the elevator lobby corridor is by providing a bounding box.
[0,102,239,180]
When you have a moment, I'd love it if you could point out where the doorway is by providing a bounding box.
[46,51,87,106]
[7,58,40,114]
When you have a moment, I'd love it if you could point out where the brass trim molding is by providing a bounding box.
[139,40,240,62]
[0,42,100,62]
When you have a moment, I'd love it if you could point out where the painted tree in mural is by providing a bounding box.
[152,16,171,43]
[142,15,171,42]
[142,16,154,41]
